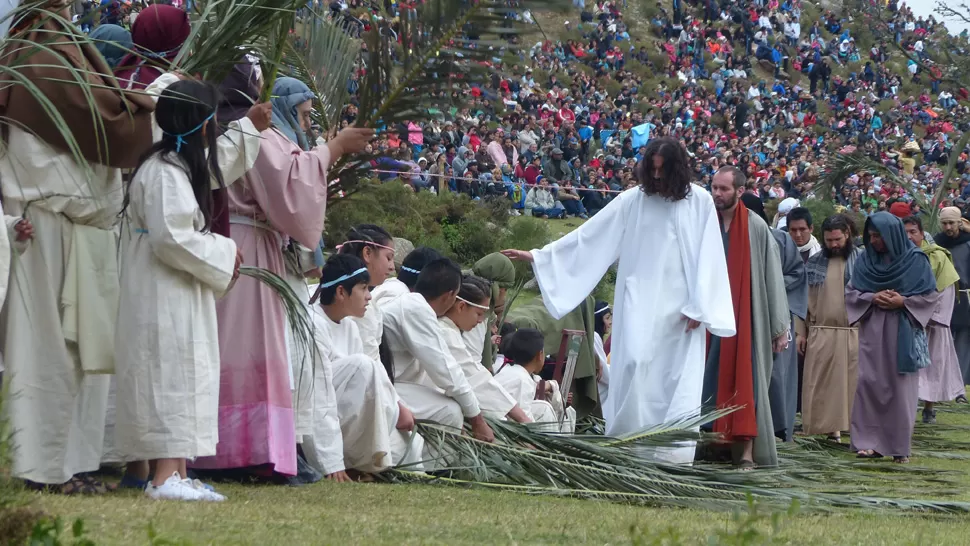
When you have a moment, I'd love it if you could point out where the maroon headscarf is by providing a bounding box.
[114,5,191,90]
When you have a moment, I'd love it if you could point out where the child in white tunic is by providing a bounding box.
[301,253,423,479]
[115,81,242,502]
[439,274,531,423]
[494,328,576,433]
[355,246,443,361]
[381,258,496,449]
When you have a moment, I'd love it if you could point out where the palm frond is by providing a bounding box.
[387,414,970,514]
[175,0,305,82]
[238,265,317,372]
[286,13,362,132]
[816,153,910,204]
[319,0,568,199]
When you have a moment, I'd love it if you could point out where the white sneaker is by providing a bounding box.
[145,472,206,501]
[185,478,227,502]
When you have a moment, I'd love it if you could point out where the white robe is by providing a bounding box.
[382,292,481,430]
[493,365,575,433]
[101,76,261,465]
[113,155,238,461]
[439,316,516,418]
[355,277,409,362]
[594,332,610,409]
[0,126,122,483]
[461,320,488,365]
[0,215,29,375]
[299,306,423,474]
[530,186,735,463]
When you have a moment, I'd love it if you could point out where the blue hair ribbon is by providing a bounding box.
[165,111,215,153]
[401,266,421,274]
[320,267,368,289]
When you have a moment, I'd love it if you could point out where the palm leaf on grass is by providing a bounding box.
[388,416,970,514]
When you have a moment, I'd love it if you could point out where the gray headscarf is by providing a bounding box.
[270,77,314,150]
[91,24,132,69]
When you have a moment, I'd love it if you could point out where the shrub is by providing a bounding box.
[325,182,553,267]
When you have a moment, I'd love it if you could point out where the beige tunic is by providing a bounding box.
[799,258,859,435]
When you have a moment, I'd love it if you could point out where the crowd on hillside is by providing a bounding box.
[319,0,970,222]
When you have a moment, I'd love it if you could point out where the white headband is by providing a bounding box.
[457,296,490,310]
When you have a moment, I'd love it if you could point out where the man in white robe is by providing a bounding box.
[381,259,495,448]
[503,137,735,464]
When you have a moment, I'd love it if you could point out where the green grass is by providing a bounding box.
[27,408,970,545]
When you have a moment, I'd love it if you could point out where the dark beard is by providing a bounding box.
[822,244,853,259]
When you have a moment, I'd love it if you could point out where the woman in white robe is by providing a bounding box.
[503,140,735,463]
[439,274,529,422]
[302,254,423,478]
[114,81,242,501]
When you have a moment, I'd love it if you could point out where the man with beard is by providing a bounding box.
[848,213,938,464]
[934,206,970,395]
[503,137,735,464]
[903,216,966,424]
[798,215,862,443]
[786,207,821,262]
[703,167,790,469]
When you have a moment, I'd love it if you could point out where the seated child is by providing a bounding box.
[300,253,425,479]
[439,274,532,423]
[494,328,576,433]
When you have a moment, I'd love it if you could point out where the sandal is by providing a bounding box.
[26,474,116,495]
[827,435,842,444]
[893,456,910,464]
[736,459,757,471]
[856,450,884,459]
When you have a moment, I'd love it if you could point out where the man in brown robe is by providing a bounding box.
[797,215,861,442]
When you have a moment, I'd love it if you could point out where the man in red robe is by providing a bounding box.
[703,166,791,469]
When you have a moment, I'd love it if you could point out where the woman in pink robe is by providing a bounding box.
[191,77,373,479]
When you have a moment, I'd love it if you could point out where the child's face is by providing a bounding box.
[340,282,372,318]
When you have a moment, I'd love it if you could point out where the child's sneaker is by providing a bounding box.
[145,472,206,501]
[186,478,227,502]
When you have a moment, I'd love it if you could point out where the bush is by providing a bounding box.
[325,182,553,267]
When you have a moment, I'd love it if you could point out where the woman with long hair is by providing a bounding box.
[115,80,241,501]
[191,77,372,483]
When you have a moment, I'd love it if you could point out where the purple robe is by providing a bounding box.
[919,285,967,402]
[846,287,939,457]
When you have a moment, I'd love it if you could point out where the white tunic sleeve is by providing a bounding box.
[675,185,736,337]
[531,188,632,319]
[494,367,536,416]
[216,118,262,187]
[141,162,237,294]
[402,301,481,418]
[309,314,345,475]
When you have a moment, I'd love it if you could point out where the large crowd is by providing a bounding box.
[329,0,970,223]
[2,0,970,507]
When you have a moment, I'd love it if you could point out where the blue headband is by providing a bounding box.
[166,111,215,153]
[320,267,368,288]
[401,266,421,274]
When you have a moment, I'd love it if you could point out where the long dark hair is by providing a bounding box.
[128,80,224,231]
[636,137,692,201]
[339,224,393,258]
